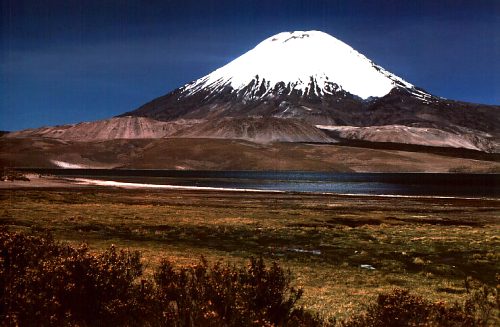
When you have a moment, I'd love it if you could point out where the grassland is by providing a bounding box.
[1,187,498,320]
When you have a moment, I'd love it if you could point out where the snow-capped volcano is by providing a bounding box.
[10,30,497,153]
[115,30,498,152]
[182,30,418,100]
[124,30,439,124]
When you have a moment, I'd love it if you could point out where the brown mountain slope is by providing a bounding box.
[4,116,335,144]
[318,125,498,153]
[1,137,498,173]
[4,117,197,141]
[109,75,500,152]
[172,117,335,143]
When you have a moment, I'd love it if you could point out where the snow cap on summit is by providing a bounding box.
[183,30,415,99]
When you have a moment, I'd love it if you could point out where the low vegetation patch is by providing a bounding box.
[0,167,30,182]
[342,287,498,327]
[1,229,498,326]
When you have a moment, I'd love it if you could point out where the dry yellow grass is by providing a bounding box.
[1,188,499,320]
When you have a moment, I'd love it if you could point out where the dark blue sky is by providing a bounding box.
[1,0,499,131]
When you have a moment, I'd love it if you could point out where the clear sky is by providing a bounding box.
[1,0,499,131]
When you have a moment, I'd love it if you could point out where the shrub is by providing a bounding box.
[0,168,30,182]
[0,229,322,326]
[0,229,145,326]
[341,286,499,327]
[153,257,320,326]
[463,276,499,326]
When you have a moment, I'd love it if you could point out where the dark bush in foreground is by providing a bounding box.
[152,257,322,326]
[0,229,143,326]
[0,229,321,326]
[342,286,498,327]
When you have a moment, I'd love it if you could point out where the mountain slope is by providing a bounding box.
[171,117,334,143]
[1,137,499,172]
[4,117,196,141]
[4,116,335,144]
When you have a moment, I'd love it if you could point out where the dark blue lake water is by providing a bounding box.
[22,169,499,198]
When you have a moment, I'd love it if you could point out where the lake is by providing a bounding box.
[20,169,499,198]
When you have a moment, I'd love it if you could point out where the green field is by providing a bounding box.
[1,187,499,320]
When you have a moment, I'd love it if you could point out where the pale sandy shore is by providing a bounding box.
[71,178,283,192]
[0,174,87,189]
[1,174,281,193]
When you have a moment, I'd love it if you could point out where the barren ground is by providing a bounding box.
[1,137,499,172]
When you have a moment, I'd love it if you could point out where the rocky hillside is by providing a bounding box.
[4,117,197,142]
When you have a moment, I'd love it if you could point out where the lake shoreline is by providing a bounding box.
[9,169,498,197]
[1,173,498,200]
